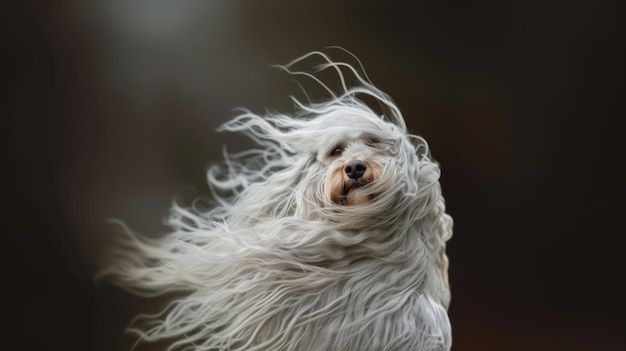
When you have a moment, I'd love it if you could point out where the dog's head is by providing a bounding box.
[310,112,408,208]
[291,110,424,216]
[217,104,426,227]
[212,53,431,226]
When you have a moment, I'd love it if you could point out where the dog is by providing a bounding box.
[100,50,453,351]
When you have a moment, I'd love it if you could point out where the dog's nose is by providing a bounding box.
[345,160,367,179]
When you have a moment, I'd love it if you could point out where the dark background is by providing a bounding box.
[5,1,625,350]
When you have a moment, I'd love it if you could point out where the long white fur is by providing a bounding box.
[99,49,453,351]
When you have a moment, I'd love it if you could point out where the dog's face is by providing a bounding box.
[322,133,387,206]
[288,111,418,214]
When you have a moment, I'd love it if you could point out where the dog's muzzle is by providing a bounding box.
[328,158,379,206]
[342,160,369,197]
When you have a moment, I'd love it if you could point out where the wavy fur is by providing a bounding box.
[99,49,453,351]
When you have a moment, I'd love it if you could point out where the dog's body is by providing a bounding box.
[101,51,453,351]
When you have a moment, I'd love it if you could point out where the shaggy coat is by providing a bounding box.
[100,50,453,351]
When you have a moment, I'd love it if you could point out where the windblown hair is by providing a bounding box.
[99,49,453,351]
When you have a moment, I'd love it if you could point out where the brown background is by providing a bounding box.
[5,1,625,350]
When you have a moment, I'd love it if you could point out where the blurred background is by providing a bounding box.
[5,1,625,350]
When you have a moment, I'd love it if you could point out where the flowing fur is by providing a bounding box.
[99,49,453,351]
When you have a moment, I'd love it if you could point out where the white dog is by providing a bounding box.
[100,50,453,351]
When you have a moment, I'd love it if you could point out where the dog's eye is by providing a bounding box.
[330,146,343,156]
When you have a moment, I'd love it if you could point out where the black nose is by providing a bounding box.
[345,160,367,179]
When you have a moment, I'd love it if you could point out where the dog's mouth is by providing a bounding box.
[336,180,373,206]
[342,180,366,195]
